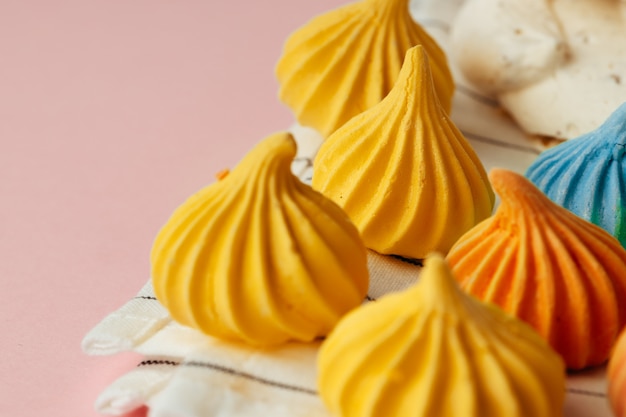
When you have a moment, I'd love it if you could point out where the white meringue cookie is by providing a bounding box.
[451,0,626,140]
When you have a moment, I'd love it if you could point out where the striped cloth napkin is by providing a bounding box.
[82,248,419,417]
[82,1,613,416]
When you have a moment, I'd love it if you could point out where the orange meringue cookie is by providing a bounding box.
[447,168,626,370]
[312,46,493,260]
[275,0,454,138]
[609,328,626,417]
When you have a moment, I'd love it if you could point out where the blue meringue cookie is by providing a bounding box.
[526,102,626,248]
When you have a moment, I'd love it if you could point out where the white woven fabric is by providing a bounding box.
[82,1,613,416]
[83,252,421,417]
[82,281,172,356]
[83,253,611,417]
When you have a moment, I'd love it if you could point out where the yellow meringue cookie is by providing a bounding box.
[318,253,565,417]
[312,46,494,259]
[151,132,369,347]
[276,0,454,138]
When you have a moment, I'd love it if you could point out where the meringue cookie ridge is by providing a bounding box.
[317,253,565,417]
[526,102,626,248]
[447,168,626,369]
[151,132,369,346]
[312,45,493,259]
[276,0,454,138]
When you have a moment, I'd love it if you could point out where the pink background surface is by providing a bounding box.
[0,1,343,416]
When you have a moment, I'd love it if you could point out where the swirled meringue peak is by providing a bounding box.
[526,102,626,248]
[151,132,369,347]
[275,0,454,138]
[447,168,626,369]
[312,46,494,260]
[318,253,565,417]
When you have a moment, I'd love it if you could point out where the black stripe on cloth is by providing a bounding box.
[138,359,180,367]
[365,295,377,302]
[391,255,424,267]
[461,130,541,155]
[566,388,606,398]
[134,295,158,300]
[132,325,608,401]
[184,360,319,396]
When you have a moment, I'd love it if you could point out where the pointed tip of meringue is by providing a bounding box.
[488,167,521,186]
[420,252,462,299]
[403,45,429,79]
[606,101,626,124]
[253,131,297,160]
[562,101,626,147]
[398,45,443,109]
[489,168,535,198]
[231,131,297,180]
[487,168,525,193]
[596,101,626,146]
